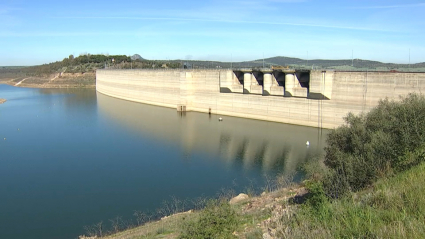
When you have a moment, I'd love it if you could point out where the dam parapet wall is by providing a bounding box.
[96,69,425,129]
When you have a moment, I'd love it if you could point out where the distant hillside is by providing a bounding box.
[249,56,425,70]
[0,54,175,78]
[1,55,424,78]
[177,56,425,71]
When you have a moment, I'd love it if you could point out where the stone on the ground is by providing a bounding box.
[262,232,273,239]
[229,193,249,204]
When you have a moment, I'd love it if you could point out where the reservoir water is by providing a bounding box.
[0,84,329,238]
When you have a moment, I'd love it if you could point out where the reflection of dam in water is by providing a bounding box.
[97,92,329,174]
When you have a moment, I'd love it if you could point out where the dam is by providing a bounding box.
[96,69,425,129]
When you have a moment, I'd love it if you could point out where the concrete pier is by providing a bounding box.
[263,70,273,96]
[243,70,252,94]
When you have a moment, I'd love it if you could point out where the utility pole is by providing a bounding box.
[409,48,411,70]
[263,52,265,68]
[352,49,354,67]
[231,54,233,69]
[307,51,309,67]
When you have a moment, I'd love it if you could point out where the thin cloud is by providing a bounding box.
[0,7,22,28]
[0,28,273,38]
[349,3,425,9]
[267,0,306,2]
[0,31,135,37]
[52,16,389,32]
[0,6,22,14]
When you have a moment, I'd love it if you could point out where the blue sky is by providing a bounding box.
[0,0,424,65]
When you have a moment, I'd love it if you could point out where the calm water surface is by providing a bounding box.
[0,84,329,238]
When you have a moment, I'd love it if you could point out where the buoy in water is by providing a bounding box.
[306,141,310,146]
[219,117,223,121]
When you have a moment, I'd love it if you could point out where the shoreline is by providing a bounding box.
[1,81,95,89]
[0,72,96,89]
[81,184,306,239]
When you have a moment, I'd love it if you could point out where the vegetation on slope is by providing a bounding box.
[277,93,425,238]
[323,93,425,197]
[279,159,425,238]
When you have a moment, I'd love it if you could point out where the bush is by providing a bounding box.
[303,181,330,220]
[323,93,425,197]
[179,200,238,239]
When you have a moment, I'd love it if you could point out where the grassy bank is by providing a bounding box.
[279,162,425,238]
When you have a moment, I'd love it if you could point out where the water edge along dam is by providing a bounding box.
[96,69,425,129]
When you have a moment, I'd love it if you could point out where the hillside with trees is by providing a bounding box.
[0,54,181,88]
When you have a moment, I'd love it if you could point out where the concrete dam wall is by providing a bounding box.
[96,69,425,129]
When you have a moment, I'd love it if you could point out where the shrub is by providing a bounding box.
[303,181,330,220]
[323,93,425,197]
[179,200,238,239]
